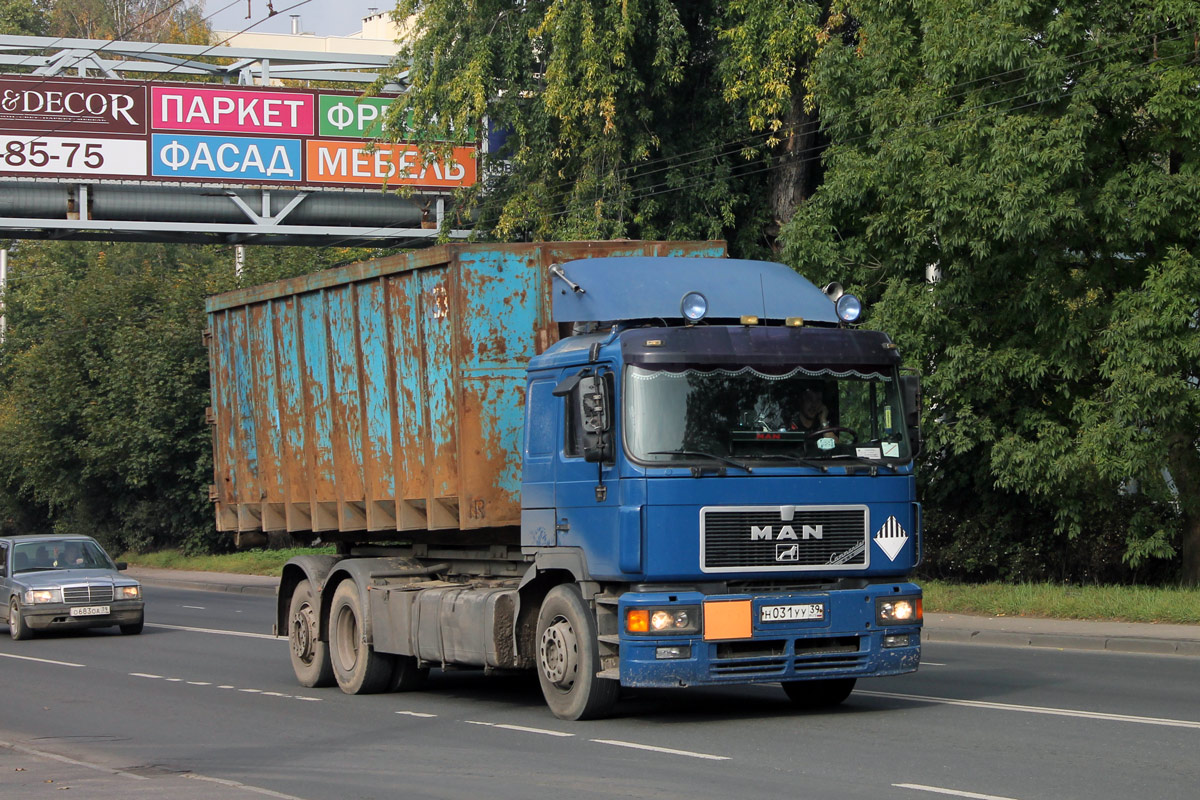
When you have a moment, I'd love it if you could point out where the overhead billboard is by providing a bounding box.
[0,76,476,191]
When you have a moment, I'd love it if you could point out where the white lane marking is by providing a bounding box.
[396,711,437,718]
[921,661,947,666]
[147,622,277,640]
[0,738,149,780]
[184,772,309,799]
[130,672,162,679]
[895,783,1021,800]
[465,720,572,737]
[187,681,211,686]
[859,690,1200,730]
[0,652,85,668]
[494,723,573,737]
[165,677,183,682]
[239,688,263,693]
[591,739,730,761]
[182,605,206,610]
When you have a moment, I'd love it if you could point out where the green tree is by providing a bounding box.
[785,1,1200,582]
[380,0,830,254]
[0,0,48,35]
[0,242,232,552]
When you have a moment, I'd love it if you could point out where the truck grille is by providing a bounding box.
[62,585,115,604]
[700,505,869,572]
[711,636,865,678]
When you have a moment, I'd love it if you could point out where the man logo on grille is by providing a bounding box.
[776,543,800,562]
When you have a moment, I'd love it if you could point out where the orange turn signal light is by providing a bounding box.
[626,608,649,633]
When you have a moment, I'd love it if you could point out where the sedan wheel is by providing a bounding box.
[9,598,33,641]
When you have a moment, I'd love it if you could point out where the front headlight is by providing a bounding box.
[25,588,62,604]
[876,596,922,625]
[117,585,141,600]
[626,606,701,635]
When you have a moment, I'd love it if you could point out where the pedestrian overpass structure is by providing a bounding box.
[0,34,476,247]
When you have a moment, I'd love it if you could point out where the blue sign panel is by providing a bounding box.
[151,133,302,181]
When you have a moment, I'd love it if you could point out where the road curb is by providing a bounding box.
[925,628,1200,657]
[134,576,276,598]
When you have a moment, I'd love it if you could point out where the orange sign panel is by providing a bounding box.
[305,140,477,188]
[703,599,753,641]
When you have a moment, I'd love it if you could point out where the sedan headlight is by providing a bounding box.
[24,588,62,604]
[117,585,141,600]
[626,606,701,635]
[876,596,922,625]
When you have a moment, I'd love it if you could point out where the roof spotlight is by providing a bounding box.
[681,291,708,323]
[836,294,863,323]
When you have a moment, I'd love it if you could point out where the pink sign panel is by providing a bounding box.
[151,86,314,137]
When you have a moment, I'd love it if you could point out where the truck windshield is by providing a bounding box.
[624,364,911,466]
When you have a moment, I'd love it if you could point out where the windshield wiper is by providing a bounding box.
[755,454,829,472]
[648,451,754,474]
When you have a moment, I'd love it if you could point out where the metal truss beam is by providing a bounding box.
[0,35,405,85]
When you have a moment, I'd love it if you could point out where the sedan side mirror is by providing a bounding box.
[115,562,128,571]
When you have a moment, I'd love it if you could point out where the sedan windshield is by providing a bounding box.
[12,539,115,573]
[624,364,911,466]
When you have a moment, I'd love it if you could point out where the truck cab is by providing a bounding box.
[520,257,922,717]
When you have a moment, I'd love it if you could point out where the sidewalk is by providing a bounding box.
[128,567,1200,657]
[0,738,301,800]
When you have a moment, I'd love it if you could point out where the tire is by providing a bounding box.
[119,615,144,635]
[782,678,857,709]
[535,584,619,721]
[9,598,33,641]
[328,581,394,695]
[288,581,335,688]
[388,655,429,692]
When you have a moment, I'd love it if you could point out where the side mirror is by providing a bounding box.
[115,562,128,571]
[900,374,922,456]
[900,375,921,428]
[578,375,614,463]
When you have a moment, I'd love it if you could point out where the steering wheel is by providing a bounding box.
[806,426,858,441]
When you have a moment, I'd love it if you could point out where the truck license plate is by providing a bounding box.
[760,603,823,622]
[70,605,109,617]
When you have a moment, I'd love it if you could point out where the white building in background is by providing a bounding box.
[212,10,411,56]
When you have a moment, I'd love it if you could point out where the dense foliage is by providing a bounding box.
[2,1,1197,584]
[381,0,832,253]
[784,1,1200,583]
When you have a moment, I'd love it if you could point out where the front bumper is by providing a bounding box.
[21,600,144,631]
[617,585,921,688]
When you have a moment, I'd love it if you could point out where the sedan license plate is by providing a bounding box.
[760,603,824,623]
[69,605,110,617]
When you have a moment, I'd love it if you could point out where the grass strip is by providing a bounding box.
[120,551,1200,625]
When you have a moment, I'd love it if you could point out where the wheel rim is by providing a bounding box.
[539,615,577,690]
[291,602,318,665]
[333,603,359,671]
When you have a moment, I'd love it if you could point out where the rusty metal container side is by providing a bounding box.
[205,241,727,540]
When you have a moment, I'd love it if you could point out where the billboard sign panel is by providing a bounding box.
[152,86,314,137]
[152,134,303,182]
[0,77,146,135]
[305,141,476,187]
[0,77,477,191]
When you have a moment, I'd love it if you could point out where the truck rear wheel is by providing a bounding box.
[288,581,334,688]
[782,678,857,709]
[329,581,394,694]
[535,584,618,721]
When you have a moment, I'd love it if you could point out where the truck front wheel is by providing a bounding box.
[329,581,394,694]
[535,585,619,721]
[782,678,857,709]
[288,581,334,688]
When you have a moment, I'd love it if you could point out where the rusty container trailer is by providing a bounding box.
[205,241,726,543]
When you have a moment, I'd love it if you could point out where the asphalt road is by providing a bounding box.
[2,585,1198,800]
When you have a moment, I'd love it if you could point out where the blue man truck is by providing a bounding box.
[206,241,923,720]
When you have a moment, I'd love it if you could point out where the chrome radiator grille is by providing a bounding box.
[62,584,115,604]
[700,505,869,572]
